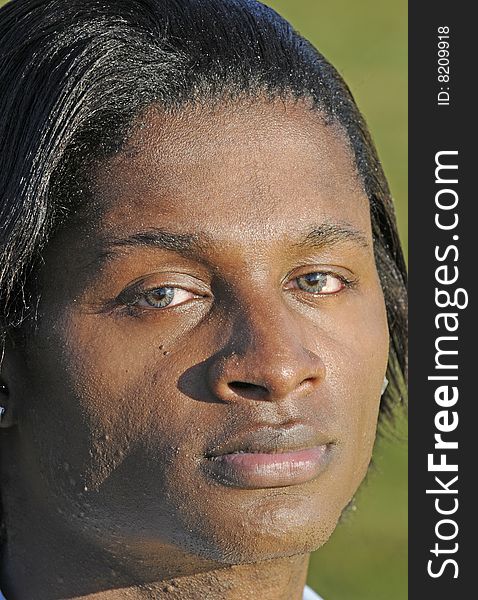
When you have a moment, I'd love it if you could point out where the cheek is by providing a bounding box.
[323,295,389,496]
[19,311,183,499]
[17,317,206,553]
[297,290,387,493]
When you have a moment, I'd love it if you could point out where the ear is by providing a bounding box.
[0,340,20,429]
[0,381,15,428]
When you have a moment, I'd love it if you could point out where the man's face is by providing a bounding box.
[8,99,389,566]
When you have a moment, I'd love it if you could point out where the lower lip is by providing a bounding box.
[204,445,331,489]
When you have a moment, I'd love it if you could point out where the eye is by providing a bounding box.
[288,272,346,295]
[135,286,198,309]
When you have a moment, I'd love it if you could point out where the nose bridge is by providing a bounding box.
[208,288,325,402]
[238,297,300,367]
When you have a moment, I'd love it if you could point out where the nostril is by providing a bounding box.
[229,381,254,390]
[228,381,269,400]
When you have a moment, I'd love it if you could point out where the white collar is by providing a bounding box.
[304,584,324,600]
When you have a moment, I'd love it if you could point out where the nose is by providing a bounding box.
[207,302,326,404]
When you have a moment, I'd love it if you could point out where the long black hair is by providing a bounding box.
[0,0,407,440]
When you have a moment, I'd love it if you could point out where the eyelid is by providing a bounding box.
[284,263,356,282]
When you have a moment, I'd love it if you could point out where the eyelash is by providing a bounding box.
[114,270,356,316]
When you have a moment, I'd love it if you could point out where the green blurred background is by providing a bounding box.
[0,0,407,598]
[263,2,408,599]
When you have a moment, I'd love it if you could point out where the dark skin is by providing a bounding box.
[0,99,389,599]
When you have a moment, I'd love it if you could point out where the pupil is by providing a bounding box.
[146,287,174,307]
[307,273,326,285]
[299,272,327,291]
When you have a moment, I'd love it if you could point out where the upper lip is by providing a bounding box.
[204,422,333,458]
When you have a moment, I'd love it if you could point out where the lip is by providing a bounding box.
[202,423,335,489]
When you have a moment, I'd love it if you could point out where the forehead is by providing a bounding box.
[92,98,370,243]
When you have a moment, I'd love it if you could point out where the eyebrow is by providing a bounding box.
[94,229,203,265]
[96,221,369,264]
[294,222,370,251]
[105,230,201,253]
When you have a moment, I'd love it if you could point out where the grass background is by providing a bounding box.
[0,1,408,598]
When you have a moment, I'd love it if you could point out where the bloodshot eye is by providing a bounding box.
[293,272,345,295]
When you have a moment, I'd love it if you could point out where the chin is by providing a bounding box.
[175,492,342,564]
[194,522,337,565]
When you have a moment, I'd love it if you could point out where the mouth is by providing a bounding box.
[202,423,335,489]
